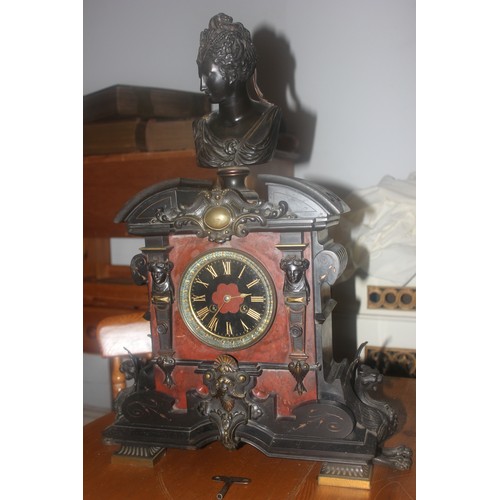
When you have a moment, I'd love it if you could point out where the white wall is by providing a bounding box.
[83,0,415,190]
[83,0,415,408]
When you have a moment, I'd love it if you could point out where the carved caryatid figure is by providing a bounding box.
[149,261,174,302]
[194,13,281,168]
[280,256,310,300]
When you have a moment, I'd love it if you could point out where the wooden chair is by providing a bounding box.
[96,312,152,400]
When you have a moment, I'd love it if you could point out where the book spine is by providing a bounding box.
[144,119,195,152]
[84,85,210,123]
[83,119,146,156]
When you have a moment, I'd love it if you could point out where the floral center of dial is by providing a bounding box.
[212,283,244,314]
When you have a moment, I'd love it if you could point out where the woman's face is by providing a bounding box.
[198,57,231,103]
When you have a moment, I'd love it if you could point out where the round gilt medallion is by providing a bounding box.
[204,206,232,230]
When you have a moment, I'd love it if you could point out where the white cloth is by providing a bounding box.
[338,172,416,286]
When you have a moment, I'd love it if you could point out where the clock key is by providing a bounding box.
[212,475,251,499]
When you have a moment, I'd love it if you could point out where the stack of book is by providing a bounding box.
[83,84,211,156]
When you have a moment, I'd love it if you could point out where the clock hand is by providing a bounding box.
[206,302,224,331]
[225,293,251,301]
[214,302,224,314]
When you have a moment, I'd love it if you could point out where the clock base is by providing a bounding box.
[102,365,409,470]
[103,406,378,464]
[103,347,412,473]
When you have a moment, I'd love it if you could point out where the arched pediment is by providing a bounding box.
[260,174,349,218]
[114,177,213,226]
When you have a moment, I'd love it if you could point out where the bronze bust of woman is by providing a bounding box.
[194,13,281,168]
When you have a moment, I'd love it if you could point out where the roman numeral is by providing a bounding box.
[194,277,209,288]
[240,319,250,332]
[226,322,233,337]
[196,306,210,320]
[238,265,246,279]
[206,265,218,278]
[246,278,260,289]
[191,294,206,302]
[246,308,261,321]
[251,296,265,303]
[207,314,219,332]
[222,260,231,275]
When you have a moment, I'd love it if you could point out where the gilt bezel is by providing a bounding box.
[178,249,276,350]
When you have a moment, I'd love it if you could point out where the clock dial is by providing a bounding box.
[178,249,276,350]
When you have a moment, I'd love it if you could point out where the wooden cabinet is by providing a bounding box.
[83,149,293,353]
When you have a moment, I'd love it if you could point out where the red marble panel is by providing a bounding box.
[156,231,319,416]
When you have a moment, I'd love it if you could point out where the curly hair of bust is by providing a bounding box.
[197,13,257,84]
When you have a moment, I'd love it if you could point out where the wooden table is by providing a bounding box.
[83,377,415,499]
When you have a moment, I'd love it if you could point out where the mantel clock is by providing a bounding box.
[102,12,412,486]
